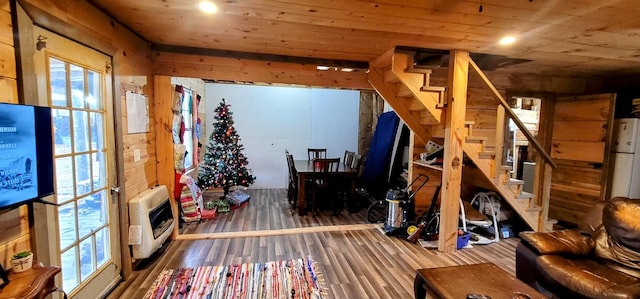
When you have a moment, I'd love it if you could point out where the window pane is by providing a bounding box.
[53,109,71,155]
[74,154,91,197]
[61,247,79,293]
[73,110,90,153]
[58,201,77,249]
[87,70,101,110]
[78,194,105,239]
[49,58,68,107]
[70,64,84,108]
[90,112,104,151]
[96,227,110,267]
[80,238,95,281]
[55,156,74,203]
[92,152,106,190]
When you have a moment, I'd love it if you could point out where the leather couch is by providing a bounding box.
[516,197,640,299]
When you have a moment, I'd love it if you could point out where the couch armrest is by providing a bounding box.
[520,230,594,256]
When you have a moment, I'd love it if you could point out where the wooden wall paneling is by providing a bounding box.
[439,50,469,252]
[0,208,27,243]
[152,52,371,90]
[0,3,12,46]
[554,98,610,121]
[154,75,179,239]
[0,232,30,269]
[0,41,16,78]
[549,94,615,225]
[465,110,497,130]
[552,121,607,141]
[0,78,18,103]
[551,141,606,162]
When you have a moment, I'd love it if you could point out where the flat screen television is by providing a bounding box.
[0,102,55,210]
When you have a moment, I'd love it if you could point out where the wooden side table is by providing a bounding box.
[0,263,67,299]
[414,262,546,299]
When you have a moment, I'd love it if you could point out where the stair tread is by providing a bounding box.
[466,136,488,142]
[518,191,534,199]
[478,151,496,158]
[405,66,432,74]
[420,86,445,92]
[504,178,524,185]
[527,206,543,212]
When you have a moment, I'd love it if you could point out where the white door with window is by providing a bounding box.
[33,28,121,298]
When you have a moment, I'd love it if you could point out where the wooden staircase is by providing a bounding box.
[368,48,550,232]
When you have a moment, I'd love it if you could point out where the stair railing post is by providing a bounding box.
[494,105,506,179]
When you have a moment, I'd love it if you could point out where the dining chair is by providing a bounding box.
[285,150,298,208]
[343,150,355,167]
[341,153,362,212]
[307,148,327,160]
[350,153,363,175]
[310,157,340,216]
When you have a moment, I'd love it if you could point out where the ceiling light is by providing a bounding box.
[199,1,218,14]
[499,36,516,45]
[340,68,354,72]
[316,66,330,71]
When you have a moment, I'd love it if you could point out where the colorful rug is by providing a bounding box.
[143,256,326,299]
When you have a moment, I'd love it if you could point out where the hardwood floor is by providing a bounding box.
[108,189,520,299]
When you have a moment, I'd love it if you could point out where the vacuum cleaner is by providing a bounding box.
[384,174,428,236]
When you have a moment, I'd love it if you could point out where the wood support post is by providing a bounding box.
[534,94,555,231]
[438,50,469,252]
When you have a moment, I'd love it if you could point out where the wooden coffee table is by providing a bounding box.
[414,262,546,299]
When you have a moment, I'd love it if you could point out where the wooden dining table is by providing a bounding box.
[294,159,358,215]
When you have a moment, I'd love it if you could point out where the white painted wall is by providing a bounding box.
[205,83,359,189]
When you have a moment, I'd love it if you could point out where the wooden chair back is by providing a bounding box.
[285,150,298,206]
[310,157,340,215]
[343,150,356,167]
[307,148,327,160]
[350,154,363,173]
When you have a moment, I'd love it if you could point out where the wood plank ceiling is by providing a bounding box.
[89,0,640,77]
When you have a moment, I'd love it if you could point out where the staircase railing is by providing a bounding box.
[468,59,556,169]
[469,58,556,231]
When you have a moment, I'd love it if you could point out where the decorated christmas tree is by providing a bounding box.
[198,98,255,196]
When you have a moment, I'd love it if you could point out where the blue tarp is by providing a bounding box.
[362,111,399,196]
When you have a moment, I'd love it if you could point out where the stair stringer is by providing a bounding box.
[368,49,437,142]
[390,51,444,123]
[463,142,542,231]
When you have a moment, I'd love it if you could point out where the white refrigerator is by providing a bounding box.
[610,118,640,198]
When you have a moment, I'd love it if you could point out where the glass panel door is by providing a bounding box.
[35,27,120,298]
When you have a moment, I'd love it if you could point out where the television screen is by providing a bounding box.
[0,102,55,210]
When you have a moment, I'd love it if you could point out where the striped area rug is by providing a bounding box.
[143,256,326,299]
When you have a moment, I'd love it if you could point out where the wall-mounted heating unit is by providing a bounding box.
[128,185,174,259]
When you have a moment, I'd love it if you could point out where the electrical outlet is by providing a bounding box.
[134,149,141,162]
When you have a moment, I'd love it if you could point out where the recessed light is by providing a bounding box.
[199,1,218,14]
[316,66,330,71]
[499,36,516,45]
[340,68,354,72]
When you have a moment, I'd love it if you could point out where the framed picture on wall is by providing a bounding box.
[0,264,8,289]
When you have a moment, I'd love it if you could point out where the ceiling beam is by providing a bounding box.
[151,44,369,71]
